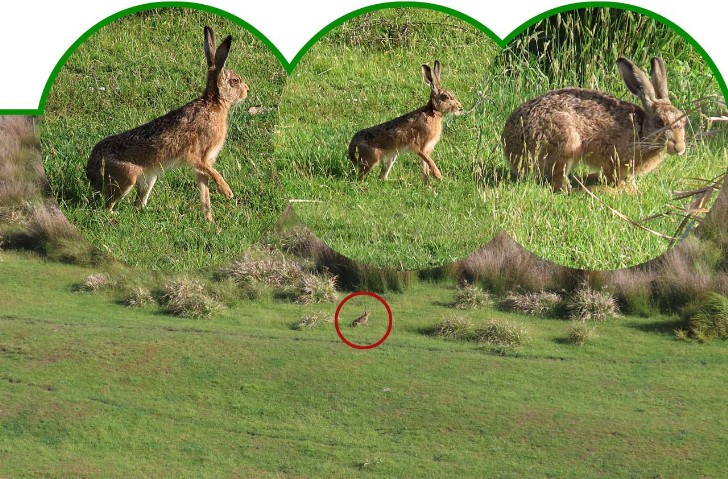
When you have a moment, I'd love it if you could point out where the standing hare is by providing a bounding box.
[351,311,370,328]
[502,57,686,192]
[86,26,248,221]
[348,60,463,184]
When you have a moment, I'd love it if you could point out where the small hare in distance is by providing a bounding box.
[86,26,248,221]
[348,60,463,185]
[351,311,370,328]
[502,57,686,192]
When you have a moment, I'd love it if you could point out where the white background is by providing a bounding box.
[0,0,724,110]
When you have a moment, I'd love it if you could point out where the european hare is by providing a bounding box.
[351,311,370,328]
[86,26,248,221]
[503,57,686,192]
[348,60,463,184]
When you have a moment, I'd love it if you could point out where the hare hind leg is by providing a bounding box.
[101,163,141,211]
[134,172,158,209]
[379,152,398,179]
[355,144,382,179]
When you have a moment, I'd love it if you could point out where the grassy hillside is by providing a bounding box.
[42,8,286,271]
[1,251,727,477]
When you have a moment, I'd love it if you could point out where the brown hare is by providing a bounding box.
[351,311,370,328]
[502,57,686,192]
[86,26,248,221]
[348,60,463,184]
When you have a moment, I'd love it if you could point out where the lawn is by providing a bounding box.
[276,6,727,271]
[41,7,286,271]
[1,250,727,477]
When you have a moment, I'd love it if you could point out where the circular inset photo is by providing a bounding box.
[41,7,286,271]
[276,6,499,270]
[474,6,727,269]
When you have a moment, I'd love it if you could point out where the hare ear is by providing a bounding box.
[617,57,657,108]
[650,57,669,100]
[204,26,216,68]
[214,35,232,72]
[422,64,435,89]
[433,60,442,88]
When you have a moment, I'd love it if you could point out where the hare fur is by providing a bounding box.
[348,60,463,184]
[86,26,248,221]
[503,57,686,192]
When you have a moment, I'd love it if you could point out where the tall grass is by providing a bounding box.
[0,116,100,264]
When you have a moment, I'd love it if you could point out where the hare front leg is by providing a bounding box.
[414,149,443,183]
[196,172,214,222]
[198,163,234,199]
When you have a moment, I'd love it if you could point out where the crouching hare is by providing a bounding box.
[348,60,463,184]
[86,26,248,221]
[502,57,686,192]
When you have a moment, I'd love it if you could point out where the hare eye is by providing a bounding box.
[440,93,449,100]
[231,78,240,85]
[655,118,665,128]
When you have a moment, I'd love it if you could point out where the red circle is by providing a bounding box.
[334,291,393,349]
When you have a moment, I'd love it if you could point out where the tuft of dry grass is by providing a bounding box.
[292,311,333,330]
[161,278,220,319]
[124,286,155,308]
[222,246,339,304]
[295,272,339,304]
[432,315,473,340]
[223,247,307,288]
[79,273,113,293]
[498,290,563,317]
[566,320,596,345]
[453,283,492,309]
[566,286,620,321]
[474,319,529,354]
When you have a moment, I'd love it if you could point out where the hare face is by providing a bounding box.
[432,88,462,114]
[645,101,687,156]
[219,69,248,104]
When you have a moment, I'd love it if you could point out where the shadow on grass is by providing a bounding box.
[625,317,684,336]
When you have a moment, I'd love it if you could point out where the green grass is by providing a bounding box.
[276,7,727,270]
[41,8,286,271]
[2,250,727,477]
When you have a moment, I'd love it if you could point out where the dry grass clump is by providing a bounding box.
[453,283,492,309]
[498,290,563,317]
[603,268,654,316]
[79,272,113,293]
[224,247,307,288]
[223,246,339,304]
[161,278,220,319]
[432,315,473,340]
[474,319,530,354]
[566,286,620,321]
[650,237,719,310]
[679,292,728,341]
[294,272,338,304]
[566,321,596,345]
[124,286,155,308]
[292,311,333,330]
